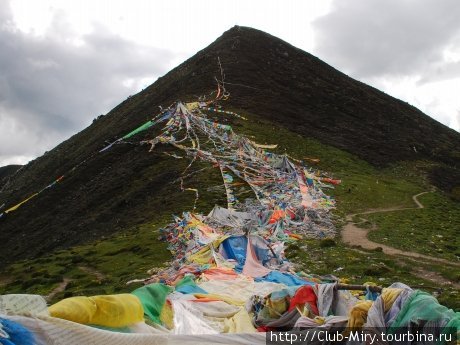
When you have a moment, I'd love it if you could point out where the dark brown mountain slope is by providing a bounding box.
[0,164,22,181]
[0,165,21,187]
[0,26,459,265]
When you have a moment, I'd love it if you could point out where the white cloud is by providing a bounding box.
[312,0,460,132]
[0,0,175,166]
[1,0,458,167]
[313,0,460,78]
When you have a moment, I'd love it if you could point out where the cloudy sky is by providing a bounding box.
[1,0,459,166]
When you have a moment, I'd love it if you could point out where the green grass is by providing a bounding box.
[367,192,460,261]
[1,106,458,311]
[0,220,171,303]
[286,239,460,310]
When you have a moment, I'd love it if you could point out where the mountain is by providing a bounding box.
[1,26,459,266]
[0,165,22,189]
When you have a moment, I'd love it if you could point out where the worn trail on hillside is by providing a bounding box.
[78,265,106,282]
[45,278,71,302]
[342,192,460,268]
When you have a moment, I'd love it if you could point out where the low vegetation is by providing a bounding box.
[1,108,458,310]
[367,192,460,261]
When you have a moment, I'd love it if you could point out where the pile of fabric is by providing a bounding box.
[1,278,458,343]
[1,101,458,344]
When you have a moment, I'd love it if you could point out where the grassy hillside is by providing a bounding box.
[1,108,458,309]
[0,164,22,189]
[1,26,460,268]
[367,192,460,261]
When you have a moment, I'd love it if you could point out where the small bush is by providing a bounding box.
[319,238,336,248]
[287,244,300,251]
[364,263,391,276]
[21,278,43,289]
[71,255,85,264]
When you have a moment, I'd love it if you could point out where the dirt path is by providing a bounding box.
[411,191,427,209]
[78,265,105,282]
[342,192,460,268]
[411,265,460,289]
[45,278,71,302]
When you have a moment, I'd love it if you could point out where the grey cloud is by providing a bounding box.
[0,0,173,166]
[418,61,460,85]
[417,33,460,84]
[455,111,460,131]
[0,0,12,24]
[313,0,460,79]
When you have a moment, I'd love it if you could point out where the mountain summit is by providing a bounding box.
[1,26,459,265]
